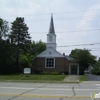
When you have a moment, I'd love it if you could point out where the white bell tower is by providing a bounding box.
[46,14,56,50]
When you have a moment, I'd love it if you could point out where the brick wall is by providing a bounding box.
[32,57,69,74]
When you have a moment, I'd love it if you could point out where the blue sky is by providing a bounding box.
[0,0,100,58]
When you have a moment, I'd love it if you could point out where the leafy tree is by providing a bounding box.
[0,18,15,74]
[30,40,46,57]
[18,40,45,72]
[70,49,96,74]
[19,54,29,72]
[0,40,16,74]
[91,60,100,75]
[10,17,31,72]
[0,18,9,40]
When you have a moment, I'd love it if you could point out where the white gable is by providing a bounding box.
[36,47,65,58]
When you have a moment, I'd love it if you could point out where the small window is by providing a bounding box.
[46,58,55,68]
[49,36,52,41]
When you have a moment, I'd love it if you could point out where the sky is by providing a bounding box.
[0,0,100,58]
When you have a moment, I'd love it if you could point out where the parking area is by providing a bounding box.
[85,74,100,81]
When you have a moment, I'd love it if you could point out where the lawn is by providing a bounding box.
[0,74,67,81]
[79,75,87,81]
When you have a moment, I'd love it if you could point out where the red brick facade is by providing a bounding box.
[32,57,69,74]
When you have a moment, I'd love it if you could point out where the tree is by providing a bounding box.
[70,49,96,74]
[19,53,30,72]
[0,40,16,74]
[91,60,100,75]
[30,40,46,57]
[10,17,31,51]
[10,17,31,72]
[17,40,45,72]
[0,18,9,40]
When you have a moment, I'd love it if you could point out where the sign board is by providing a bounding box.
[24,68,31,74]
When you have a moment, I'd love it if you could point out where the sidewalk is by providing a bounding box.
[81,81,100,84]
[63,75,79,82]
[63,75,100,83]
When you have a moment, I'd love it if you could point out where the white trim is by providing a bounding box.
[69,63,79,75]
[45,57,55,68]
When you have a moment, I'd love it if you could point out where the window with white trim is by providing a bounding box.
[46,58,55,68]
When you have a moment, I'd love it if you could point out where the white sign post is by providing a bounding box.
[24,68,31,75]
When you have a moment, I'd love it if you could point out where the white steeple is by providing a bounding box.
[46,14,56,50]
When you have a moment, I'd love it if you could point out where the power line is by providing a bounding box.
[53,9,100,14]
[57,43,100,47]
[58,50,100,54]
[25,15,100,19]
[1,9,100,17]
[58,49,100,52]
[24,17,100,22]
[58,48,100,51]
[24,15,100,20]
[5,15,100,22]
[29,29,100,34]
[90,50,100,51]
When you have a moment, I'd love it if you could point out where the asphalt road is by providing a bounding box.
[0,82,100,100]
[86,74,100,81]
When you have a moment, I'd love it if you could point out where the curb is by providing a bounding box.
[0,80,100,84]
[81,81,100,84]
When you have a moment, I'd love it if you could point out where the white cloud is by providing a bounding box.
[77,3,100,36]
[0,0,42,16]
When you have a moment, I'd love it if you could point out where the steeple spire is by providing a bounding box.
[46,13,56,50]
[49,13,55,34]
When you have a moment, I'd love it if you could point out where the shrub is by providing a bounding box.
[91,67,100,75]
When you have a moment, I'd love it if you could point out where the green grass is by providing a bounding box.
[0,74,66,81]
[79,75,87,81]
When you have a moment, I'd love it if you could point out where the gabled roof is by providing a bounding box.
[48,14,55,34]
[36,47,65,58]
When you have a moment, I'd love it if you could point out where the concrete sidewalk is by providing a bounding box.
[63,75,79,82]
[81,81,100,84]
[63,75,100,83]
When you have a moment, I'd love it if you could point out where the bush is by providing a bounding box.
[91,67,100,75]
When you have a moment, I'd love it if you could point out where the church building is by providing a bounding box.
[32,14,79,75]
